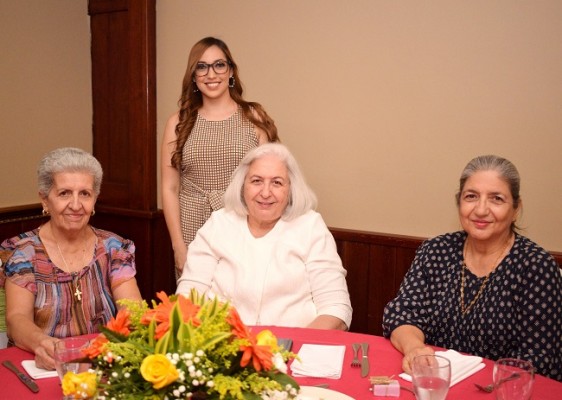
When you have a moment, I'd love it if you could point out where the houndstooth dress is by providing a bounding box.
[179,107,258,257]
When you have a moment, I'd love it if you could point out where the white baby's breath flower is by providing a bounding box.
[124,372,130,378]
[196,350,204,357]
[192,379,200,386]
[178,370,186,381]
[206,381,214,387]
[272,352,288,373]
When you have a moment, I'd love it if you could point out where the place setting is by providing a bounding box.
[290,342,356,399]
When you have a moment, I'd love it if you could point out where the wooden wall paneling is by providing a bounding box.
[368,244,397,336]
[0,205,46,244]
[127,0,157,211]
[90,9,130,205]
[337,240,370,334]
[331,228,423,335]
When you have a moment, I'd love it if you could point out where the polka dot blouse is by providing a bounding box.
[382,231,562,381]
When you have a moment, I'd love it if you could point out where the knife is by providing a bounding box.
[2,360,40,393]
[360,342,370,377]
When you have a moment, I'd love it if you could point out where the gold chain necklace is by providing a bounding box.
[52,229,88,302]
[460,237,511,314]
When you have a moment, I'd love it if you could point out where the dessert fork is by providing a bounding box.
[474,372,521,393]
[351,343,361,367]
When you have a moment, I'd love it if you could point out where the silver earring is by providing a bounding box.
[91,209,96,216]
[42,209,49,216]
[229,76,235,88]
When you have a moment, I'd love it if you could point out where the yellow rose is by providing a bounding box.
[256,329,279,352]
[140,354,179,389]
[62,371,97,398]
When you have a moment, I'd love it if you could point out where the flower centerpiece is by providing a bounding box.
[62,290,300,399]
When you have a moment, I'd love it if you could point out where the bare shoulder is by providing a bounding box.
[163,111,180,140]
[166,111,180,127]
[255,126,268,144]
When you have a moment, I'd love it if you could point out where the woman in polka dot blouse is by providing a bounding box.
[382,155,561,381]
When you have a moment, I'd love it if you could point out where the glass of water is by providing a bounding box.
[54,337,91,382]
[412,354,451,400]
[493,358,534,400]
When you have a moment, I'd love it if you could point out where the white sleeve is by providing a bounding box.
[304,213,353,328]
[175,215,219,296]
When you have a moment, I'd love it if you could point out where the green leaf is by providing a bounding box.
[99,326,128,342]
[242,392,263,400]
[267,370,300,390]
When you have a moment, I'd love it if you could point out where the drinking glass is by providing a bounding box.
[54,337,91,382]
[493,358,534,400]
[412,354,451,400]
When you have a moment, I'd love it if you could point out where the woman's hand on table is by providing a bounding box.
[402,346,435,375]
[34,336,59,370]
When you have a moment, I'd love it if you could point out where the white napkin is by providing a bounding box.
[21,360,59,379]
[399,349,485,387]
[291,344,346,379]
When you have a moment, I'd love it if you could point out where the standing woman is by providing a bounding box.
[161,37,278,278]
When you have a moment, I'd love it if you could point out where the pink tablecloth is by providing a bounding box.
[0,327,560,399]
[258,326,561,400]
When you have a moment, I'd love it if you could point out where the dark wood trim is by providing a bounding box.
[88,0,128,14]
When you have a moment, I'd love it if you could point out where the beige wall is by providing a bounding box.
[1,1,560,252]
[157,1,561,251]
[0,0,92,206]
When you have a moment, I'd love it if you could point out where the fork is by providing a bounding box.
[474,372,521,393]
[351,343,361,367]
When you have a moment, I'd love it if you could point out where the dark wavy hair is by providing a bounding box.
[171,37,279,169]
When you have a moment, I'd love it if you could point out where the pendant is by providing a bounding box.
[74,284,82,301]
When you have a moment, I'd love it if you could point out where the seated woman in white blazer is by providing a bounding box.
[176,143,352,330]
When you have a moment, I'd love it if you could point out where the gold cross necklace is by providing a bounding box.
[52,228,89,302]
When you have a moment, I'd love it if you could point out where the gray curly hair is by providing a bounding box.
[37,147,103,197]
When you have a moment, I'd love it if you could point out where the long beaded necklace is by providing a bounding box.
[52,229,89,302]
[460,237,511,314]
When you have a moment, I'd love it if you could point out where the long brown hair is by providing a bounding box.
[171,37,279,169]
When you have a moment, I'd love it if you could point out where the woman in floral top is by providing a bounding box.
[1,148,142,370]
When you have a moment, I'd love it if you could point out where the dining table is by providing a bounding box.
[0,326,560,399]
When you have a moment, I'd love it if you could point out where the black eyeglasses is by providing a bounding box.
[194,60,230,77]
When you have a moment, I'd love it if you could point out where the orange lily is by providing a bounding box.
[228,308,273,371]
[141,291,201,340]
[82,334,109,359]
[106,309,131,336]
